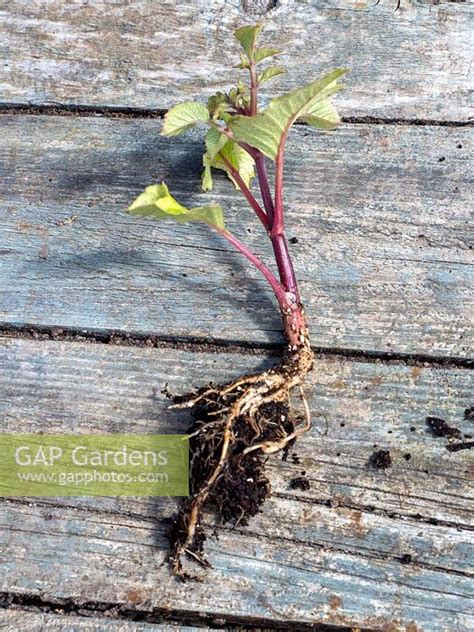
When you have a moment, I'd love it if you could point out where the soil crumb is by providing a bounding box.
[446,440,474,453]
[426,416,462,439]
[289,476,310,491]
[369,449,392,469]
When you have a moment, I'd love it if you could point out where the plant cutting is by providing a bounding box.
[128,23,346,579]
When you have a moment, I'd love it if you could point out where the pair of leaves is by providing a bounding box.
[234,24,280,64]
[235,24,285,85]
[162,68,345,170]
[229,68,347,160]
[128,182,225,229]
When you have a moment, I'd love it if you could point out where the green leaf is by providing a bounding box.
[302,98,341,130]
[161,102,210,137]
[234,23,262,60]
[254,47,281,64]
[128,183,225,229]
[201,140,255,192]
[258,65,287,85]
[205,127,228,159]
[219,142,255,189]
[229,68,347,160]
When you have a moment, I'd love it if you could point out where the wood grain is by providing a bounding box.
[1,337,472,630]
[0,611,213,632]
[0,0,472,120]
[1,114,472,357]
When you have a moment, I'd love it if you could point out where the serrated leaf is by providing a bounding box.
[161,101,210,137]
[128,183,225,229]
[229,68,347,160]
[234,23,262,60]
[254,47,281,64]
[201,140,255,192]
[258,65,287,85]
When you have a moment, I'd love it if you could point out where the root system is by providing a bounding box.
[167,336,314,580]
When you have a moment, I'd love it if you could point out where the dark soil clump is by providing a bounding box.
[426,416,462,439]
[446,440,474,453]
[185,395,292,523]
[289,476,310,491]
[369,449,392,469]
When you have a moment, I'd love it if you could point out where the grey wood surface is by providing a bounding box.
[1,0,472,628]
[1,114,472,357]
[0,611,213,632]
[1,338,473,630]
[0,1,472,120]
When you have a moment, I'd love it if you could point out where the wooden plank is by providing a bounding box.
[0,0,472,120]
[0,610,213,632]
[1,337,472,630]
[1,115,472,357]
[2,336,472,525]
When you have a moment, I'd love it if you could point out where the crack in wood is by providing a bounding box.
[0,102,472,127]
[1,324,472,368]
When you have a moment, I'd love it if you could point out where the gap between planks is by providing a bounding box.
[1,324,472,370]
[0,592,343,632]
[0,102,472,127]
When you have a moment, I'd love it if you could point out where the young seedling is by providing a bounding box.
[128,23,346,579]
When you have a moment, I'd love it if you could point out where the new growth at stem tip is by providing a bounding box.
[128,22,347,343]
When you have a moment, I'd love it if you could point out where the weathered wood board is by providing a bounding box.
[1,0,472,627]
[1,114,472,357]
[0,1,472,120]
[0,610,214,632]
[1,337,472,630]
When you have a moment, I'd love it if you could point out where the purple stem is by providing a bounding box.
[213,226,289,310]
[255,154,274,226]
[254,150,300,302]
[271,234,300,301]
